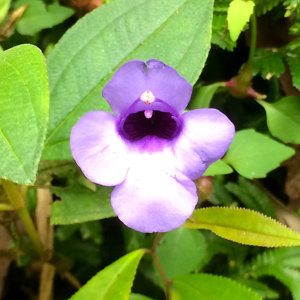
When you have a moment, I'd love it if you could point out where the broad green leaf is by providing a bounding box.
[171,274,262,300]
[16,0,74,35]
[43,0,214,160]
[227,0,255,42]
[203,159,233,176]
[223,129,295,179]
[253,49,284,78]
[157,228,206,280]
[183,207,300,247]
[189,82,225,109]
[225,176,276,218]
[68,249,145,300]
[287,56,300,90]
[0,45,49,184]
[129,294,155,300]
[50,184,115,225]
[0,0,11,23]
[257,97,300,144]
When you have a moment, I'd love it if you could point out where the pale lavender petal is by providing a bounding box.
[102,59,192,115]
[111,151,198,233]
[174,109,235,180]
[70,111,129,186]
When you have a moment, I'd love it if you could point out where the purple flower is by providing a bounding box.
[70,59,235,233]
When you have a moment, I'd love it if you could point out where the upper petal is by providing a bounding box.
[111,150,198,233]
[70,111,129,186]
[102,59,192,116]
[174,109,235,180]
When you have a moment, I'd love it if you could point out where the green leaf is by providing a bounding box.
[43,0,214,160]
[16,0,74,36]
[68,249,145,300]
[0,45,49,184]
[157,228,206,280]
[237,279,279,299]
[250,247,300,300]
[225,176,276,218]
[189,82,225,109]
[257,97,300,144]
[255,0,281,15]
[253,49,285,79]
[287,56,300,91]
[50,184,115,225]
[172,274,262,300]
[210,176,234,206]
[203,159,233,176]
[227,0,254,42]
[0,0,11,23]
[223,129,295,179]
[129,294,155,300]
[183,207,300,247]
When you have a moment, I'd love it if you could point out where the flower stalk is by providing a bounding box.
[2,180,44,256]
[151,233,172,300]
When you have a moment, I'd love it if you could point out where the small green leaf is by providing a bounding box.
[257,97,300,144]
[16,0,74,36]
[157,228,206,280]
[50,184,115,225]
[43,0,214,160]
[287,56,300,90]
[203,159,233,176]
[189,82,225,109]
[253,49,285,78]
[129,294,155,300]
[183,207,300,247]
[0,45,49,184]
[68,249,145,300]
[0,0,11,23]
[223,129,295,179]
[227,0,255,42]
[172,274,262,300]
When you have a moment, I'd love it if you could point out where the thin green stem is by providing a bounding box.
[0,203,14,211]
[151,233,172,300]
[247,11,257,68]
[2,180,44,256]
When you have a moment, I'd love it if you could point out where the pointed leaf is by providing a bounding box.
[183,207,300,247]
[223,129,295,179]
[203,159,233,176]
[0,45,49,184]
[43,0,214,160]
[257,97,300,144]
[50,184,115,225]
[68,250,145,300]
[172,274,262,300]
[227,0,255,42]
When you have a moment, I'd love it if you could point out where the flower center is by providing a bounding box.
[121,110,181,142]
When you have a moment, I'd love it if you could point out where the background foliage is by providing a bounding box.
[1,0,300,299]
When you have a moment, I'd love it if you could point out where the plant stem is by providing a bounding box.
[2,180,44,256]
[247,11,257,69]
[151,233,172,300]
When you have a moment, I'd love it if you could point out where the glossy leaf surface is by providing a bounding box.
[183,207,300,247]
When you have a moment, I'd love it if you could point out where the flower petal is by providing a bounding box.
[102,59,192,115]
[111,151,198,233]
[70,111,129,186]
[174,109,235,180]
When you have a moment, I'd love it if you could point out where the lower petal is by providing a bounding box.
[70,111,129,186]
[111,153,198,233]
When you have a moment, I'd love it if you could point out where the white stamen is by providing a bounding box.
[140,90,155,104]
[144,110,153,119]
